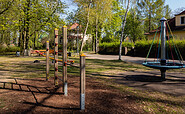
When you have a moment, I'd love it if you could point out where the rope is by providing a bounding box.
[145,29,158,62]
[157,26,162,62]
[167,22,184,63]
[166,23,174,63]
[166,25,169,61]
[154,32,161,61]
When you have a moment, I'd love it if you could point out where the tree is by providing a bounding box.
[137,0,171,33]
[80,0,92,52]
[118,0,130,60]
[73,0,114,53]
[0,0,66,54]
[125,8,145,43]
[0,0,15,15]
[163,5,171,19]
[73,0,92,53]
[92,0,114,53]
[102,1,124,43]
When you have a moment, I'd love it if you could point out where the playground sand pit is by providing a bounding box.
[0,75,144,113]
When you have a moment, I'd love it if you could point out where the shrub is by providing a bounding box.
[0,46,20,53]
[99,39,185,60]
[99,42,134,55]
[6,46,20,52]
[134,39,185,60]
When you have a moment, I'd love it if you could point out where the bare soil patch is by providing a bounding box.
[0,76,144,113]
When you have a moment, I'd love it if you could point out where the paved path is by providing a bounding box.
[85,53,184,64]
[85,53,154,64]
[85,53,185,96]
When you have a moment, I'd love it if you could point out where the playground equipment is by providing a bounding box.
[35,50,74,63]
[42,26,86,110]
[143,17,185,80]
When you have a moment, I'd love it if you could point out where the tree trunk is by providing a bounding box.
[25,0,30,50]
[34,31,36,49]
[118,0,130,60]
[95,17,98,53]
[149,7,151,32]
[18,29,21,47]
[92,35,95,52]
[80,0,92,52]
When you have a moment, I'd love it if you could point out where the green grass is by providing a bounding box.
[0,55,184,113]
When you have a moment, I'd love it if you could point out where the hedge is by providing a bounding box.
[0,46,20,53]
[99,42,134,55]
[134,40,185,60]
[99,40,185,60]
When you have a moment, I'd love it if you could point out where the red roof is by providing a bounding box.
[68,23,82,30]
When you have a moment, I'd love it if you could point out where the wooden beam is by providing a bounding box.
[46,41,49,81]
[54,28,59,86]
[63,26,68,96]
[80,54,86,110]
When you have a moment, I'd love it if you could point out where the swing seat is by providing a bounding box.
[142,62,185,70]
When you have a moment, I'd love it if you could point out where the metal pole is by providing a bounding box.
[160,17,167,80]
[80,54,86,110]
[54,28,59,86]
[46,41,49,81]
[63,25,68,96]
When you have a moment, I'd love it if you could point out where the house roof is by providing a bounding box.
[175,10,185,16]
[145,10,185,35]
[68,23,82,30]
[67,23,83,39]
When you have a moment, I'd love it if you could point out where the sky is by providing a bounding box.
[165,0,185,12]
[62,0,185,19]
[62,0,77,14]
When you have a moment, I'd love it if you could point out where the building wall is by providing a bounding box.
[175,14,185,26]
[147,31,185,40]
[147,33,159,40]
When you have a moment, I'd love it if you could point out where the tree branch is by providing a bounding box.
[0,0,14,15]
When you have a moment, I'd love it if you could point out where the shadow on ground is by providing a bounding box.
[91,70,185,96]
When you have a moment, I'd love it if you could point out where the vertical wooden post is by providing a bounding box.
[46,41,49,81]
[54,28,59,86]
[63,25,68,95]
[80,54,86,110]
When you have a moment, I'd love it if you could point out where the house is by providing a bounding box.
[63,23,92,51]
[67,23,92,44]
[145,10,185,39]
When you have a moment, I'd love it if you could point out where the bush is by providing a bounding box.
[6,46,20,52]
[99,42,134,55]
[134,39,185,60]
[99,39,185,60]
[0,46,20,53]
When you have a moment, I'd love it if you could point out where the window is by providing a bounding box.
[181,16,185,24]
